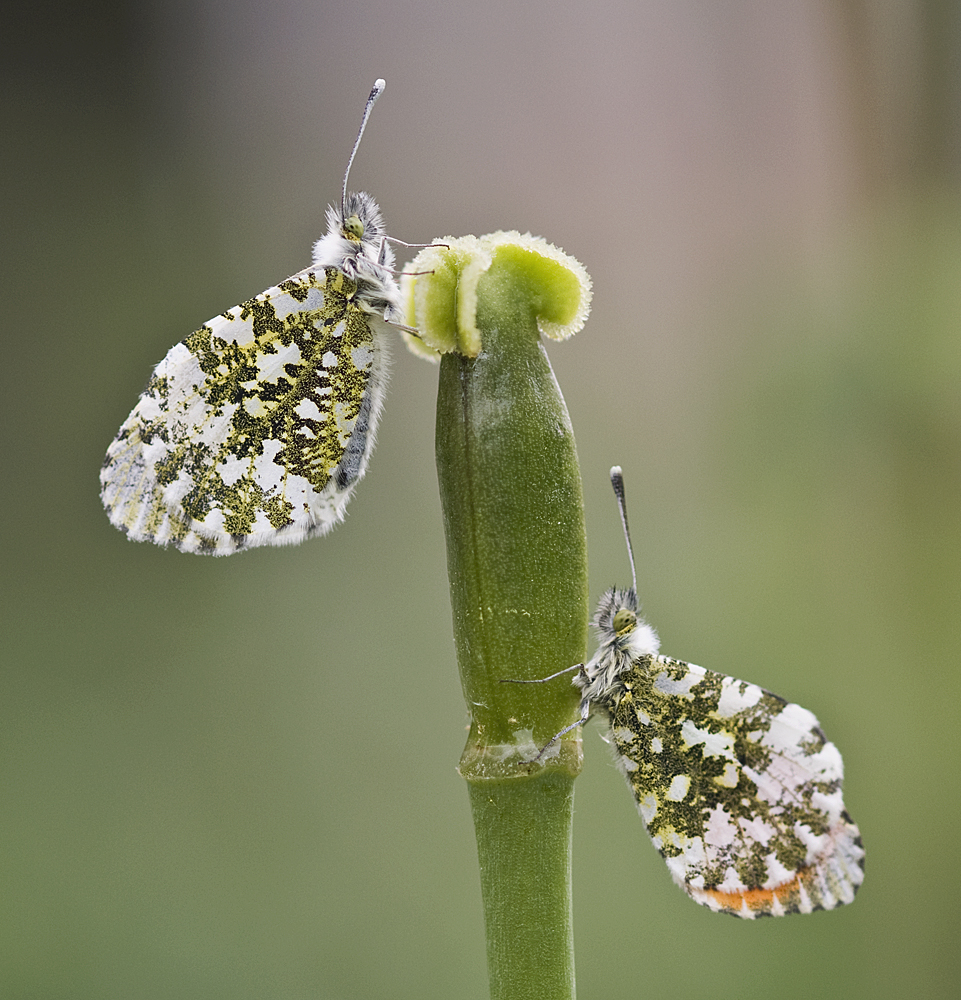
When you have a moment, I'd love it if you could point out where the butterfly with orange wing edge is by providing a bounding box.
[505,467,864,918]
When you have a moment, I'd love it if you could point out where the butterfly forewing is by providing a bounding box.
[606,653,864,918]
[101,267,388,555]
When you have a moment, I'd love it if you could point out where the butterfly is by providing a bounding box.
[101,79,404,554]
[508,467,864,918]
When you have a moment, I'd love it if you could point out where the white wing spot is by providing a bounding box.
[704,804,738,847]
[714,761,740,787]
[680,718,738,761]
[218,455,248,487]
[256,340,302,380]
[351,344,374,369]
[666,774,691,801]
[295,397,323,420]
[715,677,763,717]
[638,795,658,824]
[653,669,700,697]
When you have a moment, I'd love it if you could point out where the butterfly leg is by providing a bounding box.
[532,698,592,761]
[499,663,584,685]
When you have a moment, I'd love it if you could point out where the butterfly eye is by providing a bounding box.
[344,214,365,239]
[612,608,636,635]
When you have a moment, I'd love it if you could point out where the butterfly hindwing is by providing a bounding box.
[606,653,864,918]
[100,267,388,555]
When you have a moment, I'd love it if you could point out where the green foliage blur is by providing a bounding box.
[3,2,960,998]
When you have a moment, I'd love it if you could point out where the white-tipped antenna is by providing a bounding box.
[342,78,386,217]
[609,466,638,594]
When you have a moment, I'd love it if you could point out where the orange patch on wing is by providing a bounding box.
[699,871,805,911]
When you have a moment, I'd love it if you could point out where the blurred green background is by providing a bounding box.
[4,1,960,997]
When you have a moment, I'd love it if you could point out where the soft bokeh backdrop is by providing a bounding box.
[4,1,960,997]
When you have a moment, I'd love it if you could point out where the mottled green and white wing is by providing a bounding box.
[101,267,388,555]
[608,655,865,918]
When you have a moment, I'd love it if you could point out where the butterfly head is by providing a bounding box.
[576,586,660,700]
[340,191,388,247]
[594,587,659,660]
[316,191,394,268]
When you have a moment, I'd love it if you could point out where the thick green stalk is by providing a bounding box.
[435,258,589,1000]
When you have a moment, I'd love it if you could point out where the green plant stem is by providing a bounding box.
[467,774,575,1000]
[435,261,588,1000]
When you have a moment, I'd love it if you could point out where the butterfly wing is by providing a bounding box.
[101,268,389,554]
[607,655,864,918]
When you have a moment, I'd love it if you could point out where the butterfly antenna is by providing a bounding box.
[342,78,386,218]
[609,466,638,594]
